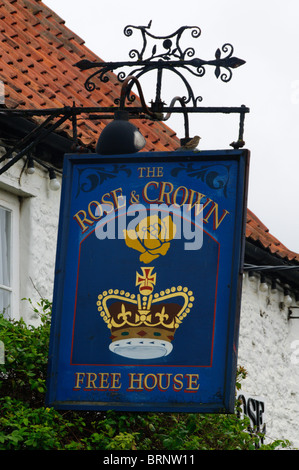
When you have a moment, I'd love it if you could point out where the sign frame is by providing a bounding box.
[46,149,249,413]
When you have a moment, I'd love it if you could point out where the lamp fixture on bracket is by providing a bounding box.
[0,22,249,177]
[244,264,299,312]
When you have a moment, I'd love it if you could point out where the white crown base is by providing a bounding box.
[109,338,173,360]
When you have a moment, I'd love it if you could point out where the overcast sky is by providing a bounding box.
[45,0,299,253]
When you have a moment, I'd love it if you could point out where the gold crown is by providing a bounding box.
[97,267,194,359]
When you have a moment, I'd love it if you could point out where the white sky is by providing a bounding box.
[45,0,299,253]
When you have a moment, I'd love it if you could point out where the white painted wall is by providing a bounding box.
[0,146,61,324]
[238,272,299,449]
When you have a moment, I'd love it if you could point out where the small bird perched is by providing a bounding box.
[176,135,201,151]
[230,139,245,149]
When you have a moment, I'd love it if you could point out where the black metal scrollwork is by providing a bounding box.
[74,21,245,109]
[123,21,201,62]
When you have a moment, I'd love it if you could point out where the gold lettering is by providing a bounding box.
[144,373,158,391]
[187,190,207,213]
[138,167,164,178]
[158,181,174,204]
[195,198,212,216]
[173,374,184,391]
[101,192,114,213]
[86,372,98,390]
[73,181,230,235]
[142,181,159,203]
[127,373,144,391]
[138,167,146,177]
[73,372,85,390]
[157,373,172,391]
[171,186,188,206]
[98,373,110,389]
[110,373,122,390]
[146,167,156,178]
[203,202,230,229]
[88,201,102,220]
[110,187,125,209]
[73,210,94,233]
[185,374,200,392]
[73,372,123,391]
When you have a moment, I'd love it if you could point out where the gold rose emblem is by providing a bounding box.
[123,214,177,264]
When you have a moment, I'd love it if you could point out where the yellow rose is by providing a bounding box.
[123,214,177,264]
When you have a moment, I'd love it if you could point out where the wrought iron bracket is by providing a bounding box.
[0,23,249,177]
[0,108,72,175]
[73,21,248,147]
[74,21,246,109]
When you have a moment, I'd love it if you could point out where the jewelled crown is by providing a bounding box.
[97,267,194,360]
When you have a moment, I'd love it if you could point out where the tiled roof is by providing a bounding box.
[0,0,179,151]
[246,209,299,263]
[0,0,298,264]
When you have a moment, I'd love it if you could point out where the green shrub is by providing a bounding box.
[0,299,293,450]
[0,299,51,406]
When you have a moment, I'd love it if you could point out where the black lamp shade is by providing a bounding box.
[96,118,146,155]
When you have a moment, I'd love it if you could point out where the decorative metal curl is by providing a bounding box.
[74,21,245,109]
[123,21,201,61]
[116,75,157,119]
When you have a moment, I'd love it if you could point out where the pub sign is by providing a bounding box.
[46,149,249,412]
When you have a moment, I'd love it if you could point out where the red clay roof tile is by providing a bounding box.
[0,0,179,151]
[246,209,299,263]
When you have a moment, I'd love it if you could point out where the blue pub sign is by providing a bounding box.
[46,149,249,413]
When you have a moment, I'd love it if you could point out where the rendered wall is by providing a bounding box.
[0,145,61,324]
[238,272,299,448]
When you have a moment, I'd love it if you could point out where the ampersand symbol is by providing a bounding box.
[130,190,140,204]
